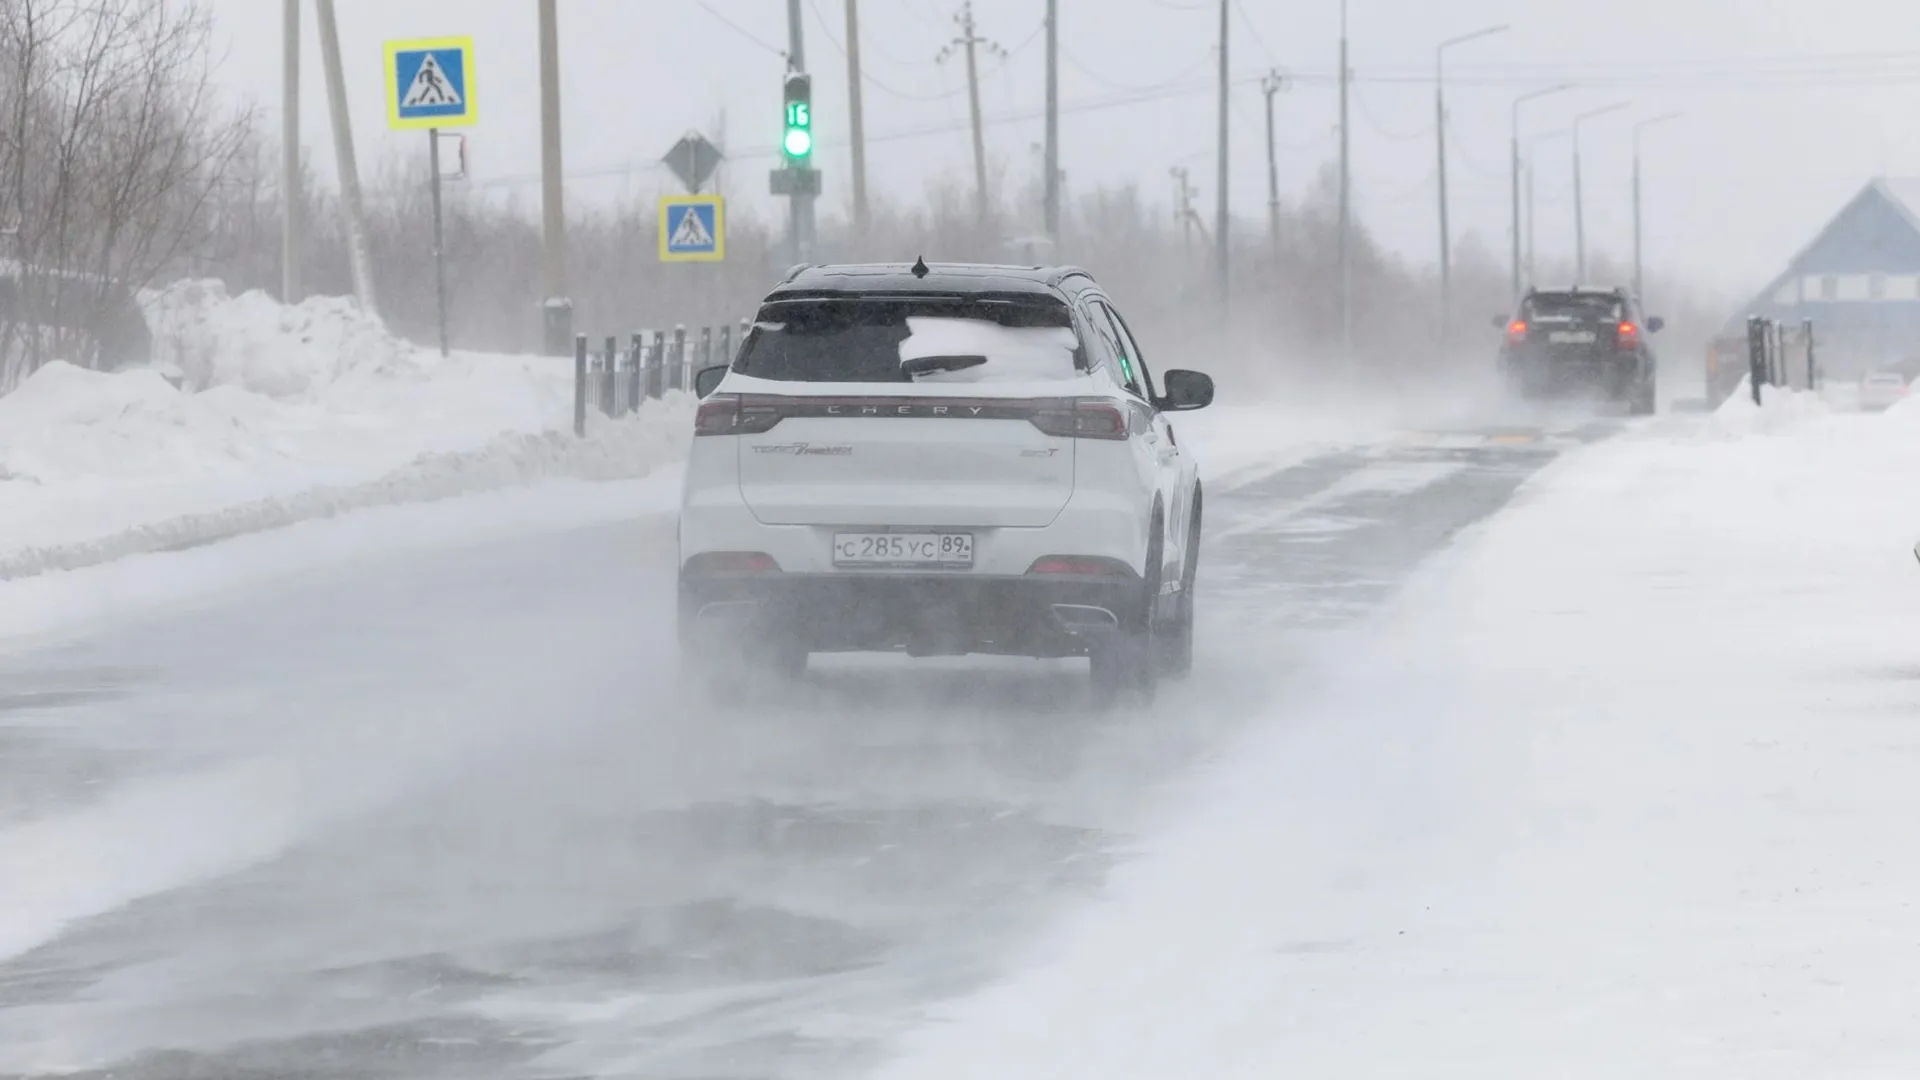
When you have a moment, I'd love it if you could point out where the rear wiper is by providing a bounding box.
[901,354,988,377]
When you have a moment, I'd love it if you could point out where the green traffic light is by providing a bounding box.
[783,127,813,158]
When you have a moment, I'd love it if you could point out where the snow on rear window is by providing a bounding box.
[897,316,1080,383]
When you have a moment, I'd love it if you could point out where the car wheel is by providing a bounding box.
[1156,494,1201,678]
[1091,516,1162,708]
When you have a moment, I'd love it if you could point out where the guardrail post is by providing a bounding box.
[701,326,714,380]
[1746,315,1766,406]
[672,324,688,392]
[573,333,588,436]
[719,324,732,370]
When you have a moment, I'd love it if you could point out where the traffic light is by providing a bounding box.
[782,72,812,162]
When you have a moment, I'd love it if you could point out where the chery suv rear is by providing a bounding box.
[678,260,1214,706]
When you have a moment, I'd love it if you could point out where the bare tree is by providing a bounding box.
[0,0,252,390]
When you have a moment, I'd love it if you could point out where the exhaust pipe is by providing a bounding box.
[1050,604,1119,634]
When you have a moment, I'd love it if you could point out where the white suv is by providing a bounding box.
[678,261,1214,705]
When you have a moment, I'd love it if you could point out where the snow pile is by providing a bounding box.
[1,284,696,577]
[1707,376,1830,435]
[876,410,1920,1078]
[142,279,421,399]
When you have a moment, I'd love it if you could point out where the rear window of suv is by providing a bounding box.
[1525,293,1624,321]
[733,298,1082,383]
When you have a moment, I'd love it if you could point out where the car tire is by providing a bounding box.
[1091,516,1163,708]
[1628,379,1655,416]
[1156,492,1201,678]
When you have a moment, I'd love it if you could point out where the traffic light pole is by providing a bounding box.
[786,0,814,264]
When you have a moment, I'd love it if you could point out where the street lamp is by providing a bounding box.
[1524,128,1570,284]
[1572,100,1630,283]
[1435,23,1509,338]
[1631,112,1683,302]
[1511,83,1572,298]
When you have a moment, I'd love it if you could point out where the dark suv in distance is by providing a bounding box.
[1495,287,1664,415]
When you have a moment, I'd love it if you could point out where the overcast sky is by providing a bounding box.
[202,0,1920,301]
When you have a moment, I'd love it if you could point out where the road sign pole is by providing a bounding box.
[428,128,450,357]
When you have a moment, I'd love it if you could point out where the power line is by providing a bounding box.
[1061,43,1212,93]
[805,0,968,101]
[1349,79,1427,141]
[1231,0,1279,66]
[693,0,787,60]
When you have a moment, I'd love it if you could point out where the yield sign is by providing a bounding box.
[661,131,723,194]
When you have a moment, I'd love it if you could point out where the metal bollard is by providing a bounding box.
[573,333,588,436]
[701,326,714,380]
[672,325,688,392]
[719,324,732,370]
[1745,315,1766,406]
[603,335,618,417]
[650,330,666,398]
[637,330,652,409]
[1803,319,1817,392]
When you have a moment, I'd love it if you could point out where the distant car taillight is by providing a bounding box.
[1506,319,1528,344]
[1616,321,1640,349]
[1029,398,1129,440]
[693,394,784,436]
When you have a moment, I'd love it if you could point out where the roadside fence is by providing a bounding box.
[572,321,748,436]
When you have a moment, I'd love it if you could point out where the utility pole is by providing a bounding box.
[1044,0,1059,243]
[1435,24,1507,342]
[1510,83,1571,298]
[1337,0,1351,361]
[1572,101,1629,284]
[1631,112,1682,301]
[1261,70,1284,266]
[281,0,300,304]
[844,0,869,233]
[314,0,375,315]
[1171,166,1195,253]
[940,2,1003,229]
[1522,129,1568,286]
[1214,0,1230,308]
[538,0,568,351]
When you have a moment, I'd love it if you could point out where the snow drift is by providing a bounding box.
[0,282,694,578]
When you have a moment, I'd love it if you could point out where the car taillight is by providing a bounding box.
[684,551,780,573]
[1616,321,1640,349]
[1029,398,1129,440]
[1027,555,1134,577]
[693,394,783,436]
[1505,319,1528,342]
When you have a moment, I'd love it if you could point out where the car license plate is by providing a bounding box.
[1549,330,1597,343]
[833,532,973,567]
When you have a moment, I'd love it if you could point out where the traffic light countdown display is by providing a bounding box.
[783,73,812,162]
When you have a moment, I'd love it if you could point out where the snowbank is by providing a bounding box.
[0,282,695,579]
[875,408,1920,1079]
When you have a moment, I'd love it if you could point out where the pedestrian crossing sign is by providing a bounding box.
[386,36,475,130]
[659,195,725,262]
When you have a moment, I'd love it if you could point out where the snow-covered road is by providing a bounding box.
[0,415,1611,1078]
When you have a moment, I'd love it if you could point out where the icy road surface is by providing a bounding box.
[0,419,1615,1079]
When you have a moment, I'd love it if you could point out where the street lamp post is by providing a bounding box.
[1524,128,1570,284]
[1511,84,1572,299]
[1631,112,1683,302]
[1572,100,1630,283]
[1436,23,1508,341]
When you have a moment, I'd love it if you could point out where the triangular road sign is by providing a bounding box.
[402,53,462,109]
[669,205,715,249]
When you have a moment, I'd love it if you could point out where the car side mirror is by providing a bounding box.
[1491,313,1511,329]
[693,365,729,398]
[1158,369,1214,411]
[1646,315,1666,333]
